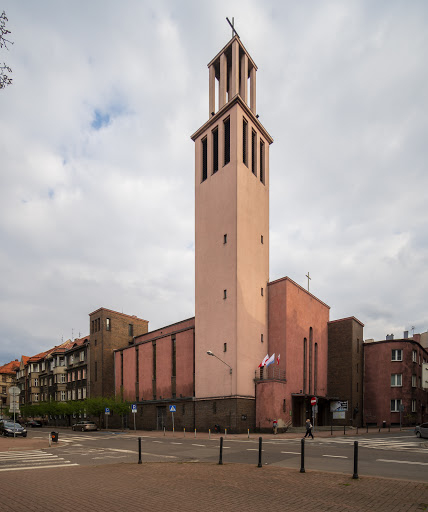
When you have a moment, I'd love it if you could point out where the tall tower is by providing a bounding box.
[192,36,273,414]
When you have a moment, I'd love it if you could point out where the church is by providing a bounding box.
[114,33,362,432]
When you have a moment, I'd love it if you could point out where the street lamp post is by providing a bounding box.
[206,351,232,374]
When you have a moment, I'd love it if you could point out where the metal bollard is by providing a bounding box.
[138,437,142,464]
[257,437,262,468]
[184,428,186,438]
[225,428,227,439]
[194,429,196,438]
[300,438,305,473]
[331,424,333,436]
[352,441,359,479]
[209,428,211,440]
[219,436,223,465]
[163,427,166,436]
[248,428,250,439]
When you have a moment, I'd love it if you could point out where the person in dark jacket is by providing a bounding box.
[303,418,314,439]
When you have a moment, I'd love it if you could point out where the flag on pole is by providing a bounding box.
[258,354,269,367]
[276,354,281,365]
[265,353,275,367]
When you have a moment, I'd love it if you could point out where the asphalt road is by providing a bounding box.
[1,428,427,481]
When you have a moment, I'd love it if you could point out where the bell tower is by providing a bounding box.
[192,36,273,409]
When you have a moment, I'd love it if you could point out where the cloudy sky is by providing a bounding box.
[1,0,427,365]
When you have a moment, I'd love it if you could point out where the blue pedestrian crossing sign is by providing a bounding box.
[131,404,137,413]
[169,405,176,412]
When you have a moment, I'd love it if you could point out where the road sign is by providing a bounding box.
[131,404,137,413]
[8,386,20,396]
[105,407,110,415]
[169,405,176,412]
[310,397,317,406]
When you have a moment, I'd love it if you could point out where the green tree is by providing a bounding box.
[0,11,13,89]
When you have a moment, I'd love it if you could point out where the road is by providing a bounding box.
[1,428,427,481]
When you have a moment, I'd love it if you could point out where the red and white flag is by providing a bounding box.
[265,353,275,367]
[258,354,269,367]
[276,354,281,365]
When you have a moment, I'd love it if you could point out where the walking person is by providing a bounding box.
[303,418,314,439]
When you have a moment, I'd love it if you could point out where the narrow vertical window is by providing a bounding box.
[223,289,227,299]
[172,337,176,377]
[120,352,123,386]
[152,343,156,381]
[94,361,97,382]
[224,118,230,166]
[106,318,110,331]
[303,338,307,394]
[261,287,263,296]
[260,140,265,183]
[202,137,208,181]
[212,127,218,173]
[243,118,248,166]
[223,342,227,352]
[224,234,227,244]
[251,129,257,175]
[314,342,318,395]
[261,334,264,343]
[128,324,134,336]
[261,235,263,244]
[309,327,313,394]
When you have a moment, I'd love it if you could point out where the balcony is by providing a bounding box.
[254,366,286,382]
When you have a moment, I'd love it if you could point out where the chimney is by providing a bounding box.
[386,334,394,340]
[403,331,408,339]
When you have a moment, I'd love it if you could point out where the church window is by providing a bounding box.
[251,129,257,175]
[314,342,318,395]
[260,140,265,184]
[212,127,218,173]
[224,117,230,166]
[243,118,248,166]
[261,287,263,296]
[224,234,227,244]
[261,334,264,343]
[223,289,227,299]
[261,235,263,244]
[224,343,227,352]
[202,137,208,181]
[303,338,307,394]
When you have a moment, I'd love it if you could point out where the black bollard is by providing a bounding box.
[352,441,359,479]
[257,437,262,468]
[366,424,368,434]
[300,438,305,473]
[138,437,142,464]
[331,424,333,436]
[219,436,223,465]
[344,425,346,435]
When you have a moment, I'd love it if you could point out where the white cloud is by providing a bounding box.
[0,0,427,364]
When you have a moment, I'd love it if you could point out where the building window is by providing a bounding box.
[202,136,208,182]
[260,140,265,184]
[106,318,111,331]
[391,374,402,387]
[97,318,100,331]
[261,235,263,244]
[314,342,318,395]
[412,374,417,387]
[78,388,82,400]
[34,393,39,402]
[223,343,227,352]
[223,289,227,299]
[91,320,94,333]
[261,287,264,296]
[243,118,248,166]
[61,374,66,383]
[303,337,307,394]
[83,387,87,399]
[412,350,417,362]
[61,391,66,401]
[82,368,86,379]
[224,234,227,244]
[391,349,403,361]
[251,129,257,175]
[94,361,97,382]
[390,399,402,412]
[412,399,416,413]
[212,127,219,174]
[261,334,264,343]
[129,324,134,336]
[224,117,230,166]
[172,337,176,378]
[94,339,97,346]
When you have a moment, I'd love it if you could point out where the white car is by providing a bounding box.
[72,421,98,432]
[415,423,428,439]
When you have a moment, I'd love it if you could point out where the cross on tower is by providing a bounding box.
[226,17,240,39]
[306,272,311,292]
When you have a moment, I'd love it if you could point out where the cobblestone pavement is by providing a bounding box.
[1,461,428,512]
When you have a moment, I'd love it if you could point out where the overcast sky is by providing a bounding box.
[1,0,427,365]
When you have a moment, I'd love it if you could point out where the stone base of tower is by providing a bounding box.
[194,397,255,434]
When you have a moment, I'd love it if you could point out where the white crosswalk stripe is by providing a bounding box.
[0,450,78,471]
[311,436,427,453]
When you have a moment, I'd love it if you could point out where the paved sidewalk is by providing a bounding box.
[1,461,427,512]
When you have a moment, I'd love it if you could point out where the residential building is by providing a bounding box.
[0,359,20,417]
[364,334,428,426]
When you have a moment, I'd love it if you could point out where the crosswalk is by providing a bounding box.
[306,436,427,453]
[0,450,78,472]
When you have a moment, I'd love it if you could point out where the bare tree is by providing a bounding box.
[0,11,13,89]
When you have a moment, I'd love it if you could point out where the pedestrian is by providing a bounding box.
[272,419,278,435]
[303,418,314,439]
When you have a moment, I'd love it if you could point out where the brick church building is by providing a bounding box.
[114,34,362,432]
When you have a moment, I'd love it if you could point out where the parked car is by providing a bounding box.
[72,421,98,432]
[0,421,27,437]
[415,423,428,439]
[27,420,43,428]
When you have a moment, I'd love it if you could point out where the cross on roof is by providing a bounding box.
[226,17,240,39]
[306,272,311,292]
